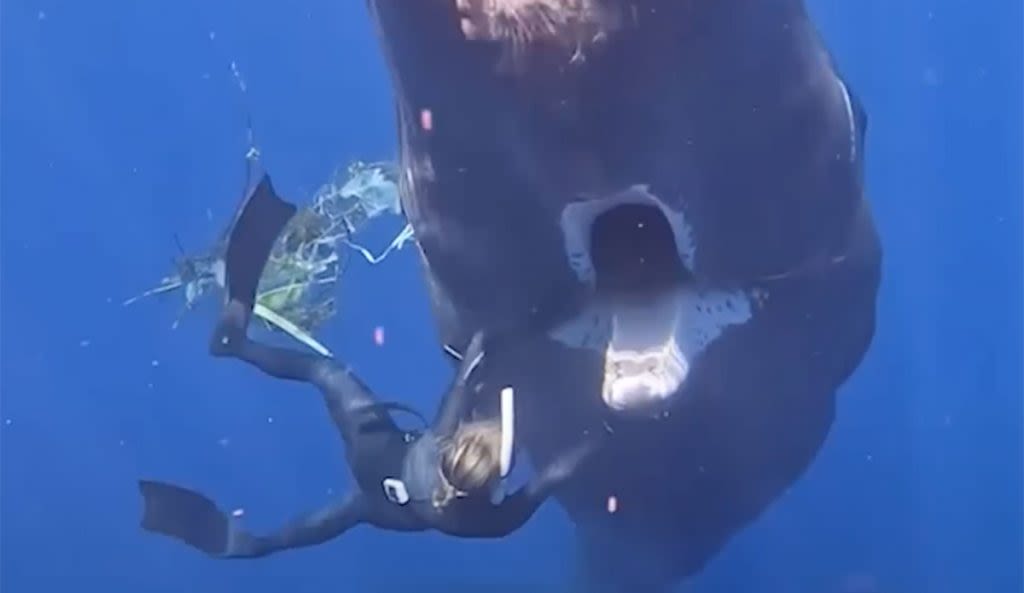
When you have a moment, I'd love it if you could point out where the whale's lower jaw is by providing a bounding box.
[554,188,754,415]
[600,293,688,415]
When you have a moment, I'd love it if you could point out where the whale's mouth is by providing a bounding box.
[555,187,752,415]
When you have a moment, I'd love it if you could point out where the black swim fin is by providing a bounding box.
[223,174,297,307]
[138,479,232,556]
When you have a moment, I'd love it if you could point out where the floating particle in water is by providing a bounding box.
[373,326,385,346]
[232,508,245,517]
[420,109,433,131]
[606,495,618,514]
[151,359,160,367]
[267,417,274,424]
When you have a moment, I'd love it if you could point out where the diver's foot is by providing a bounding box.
[210,300,250,357]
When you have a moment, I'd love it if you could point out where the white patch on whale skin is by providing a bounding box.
[548,287,754,413]
[835,76,857,164]
[560,184,696,287]
[455,0,623,45]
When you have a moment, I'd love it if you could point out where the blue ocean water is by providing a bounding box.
[1,1,1020,592]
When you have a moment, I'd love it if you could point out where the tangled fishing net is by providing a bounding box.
[125,160,413,356]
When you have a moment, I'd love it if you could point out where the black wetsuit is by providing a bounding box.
[138,174,591,558]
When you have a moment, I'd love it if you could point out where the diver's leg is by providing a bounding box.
[210,173,393,446]
[138,480,367,559]
[211,301,390,447]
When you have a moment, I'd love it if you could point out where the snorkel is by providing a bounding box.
[489,386,516,504]
[499,386,515,479]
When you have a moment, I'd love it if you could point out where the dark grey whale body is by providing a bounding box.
[365,1,881,590]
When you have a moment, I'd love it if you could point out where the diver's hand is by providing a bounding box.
[538,437,602,489]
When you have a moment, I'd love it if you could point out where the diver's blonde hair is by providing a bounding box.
[433,419,503,509]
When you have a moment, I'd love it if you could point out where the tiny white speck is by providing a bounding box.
[232,508,245,517]
[209,31,216,40]
[151,360,159,367]
[267,416,274,424]
[4,419,11,426]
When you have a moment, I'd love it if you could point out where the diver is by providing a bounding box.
[138,173,599,558]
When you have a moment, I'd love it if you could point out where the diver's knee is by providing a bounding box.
[308,361,349,391]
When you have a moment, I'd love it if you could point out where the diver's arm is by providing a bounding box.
[431,331,487,436]
[457,437,602,538]
[464,487,546,538]
[521,435,602,503]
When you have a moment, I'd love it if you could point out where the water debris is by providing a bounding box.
[124,160,412,356]
[373,326,385,346]
[230,61,247,93]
